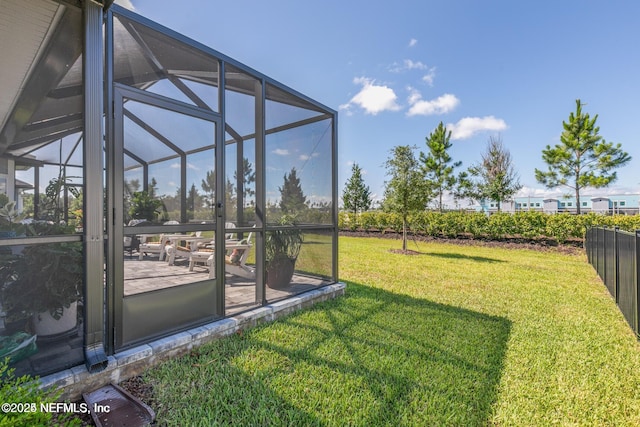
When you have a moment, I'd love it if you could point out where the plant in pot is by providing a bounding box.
[265,215,304,289]
[0,169,82,339]
[0,201,25,238]
[1,174,83,339]
[0,232,82,338]
[129,190,165,223]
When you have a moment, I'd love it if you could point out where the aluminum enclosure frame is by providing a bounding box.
[0,0,337,378]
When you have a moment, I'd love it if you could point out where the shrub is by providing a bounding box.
[464,212,489,238]
[338,210,640,244]
[486,212,516,239]
[360,212,381,231]
[545,214,576,243]
[513,211,547,239]
[0,358,76,426]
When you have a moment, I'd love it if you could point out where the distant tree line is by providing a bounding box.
[124,161,331,224]
[342,99,631,250]
[339,210,640,244]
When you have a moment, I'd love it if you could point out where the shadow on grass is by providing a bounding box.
[147,282,511,426]
[423,251,506,263]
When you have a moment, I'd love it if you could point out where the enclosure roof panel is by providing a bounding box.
[0,2,335,163]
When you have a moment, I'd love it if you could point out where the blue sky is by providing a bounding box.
[118,0,640,207]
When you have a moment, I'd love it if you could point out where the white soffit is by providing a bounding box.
[0,0,63,133]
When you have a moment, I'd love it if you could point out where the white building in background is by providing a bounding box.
[477,194,640,215]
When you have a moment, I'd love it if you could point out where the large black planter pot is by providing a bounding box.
[266,257,296,289]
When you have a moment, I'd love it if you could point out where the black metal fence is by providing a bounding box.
[585,227,640,337]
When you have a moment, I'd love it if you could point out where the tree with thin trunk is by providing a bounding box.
[279,167,307,215]
[342,163,372,214]
[234,157,256,201]
[420,122,462,212]
[465,136,522,211]
[535,99,631,214]
[383,145,429,251]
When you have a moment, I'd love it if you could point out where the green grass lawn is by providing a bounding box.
[141,236,640,426]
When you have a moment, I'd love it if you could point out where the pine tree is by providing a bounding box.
[201,170,216,215]
[186,183,199,219]
[279,167,307,214]
[233,157,256,201]
[342,163,372,214]
[420,122,462,212]
[535,99,631,214]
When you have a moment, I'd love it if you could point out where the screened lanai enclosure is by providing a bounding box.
[0,1,337,378]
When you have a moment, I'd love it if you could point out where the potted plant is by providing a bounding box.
[0,172,82,338]
[265,215,304,289]
[1,187,82,338]
[129,190,165,223]
[0,224,84,336]
[0,229,82,337]
[0,201,25,238]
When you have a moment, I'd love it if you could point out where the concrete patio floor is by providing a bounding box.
[7,256,333,379]
[124,257,331,315]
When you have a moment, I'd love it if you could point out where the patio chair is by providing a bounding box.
[165,243,192,266]
[123,235,140,258]
[225,222,236,240]
[188,248,215,277]
[138,234,167,260]
[184,239,255,280]
[223,241,255,280]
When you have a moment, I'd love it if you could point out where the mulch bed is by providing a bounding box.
[339,230,585,256]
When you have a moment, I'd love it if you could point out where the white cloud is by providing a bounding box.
[406,91,459,116]
[340,77,401,115]
[299,154,310,161]
[114,0,135,10]
[404,59,427,70]
[516,185,640,200]
[516,186,564,199]
[172,162,199,170]
[389,59,428,73]
[273,149,289,156]
[446,116,508,140]
[422,68,437,86]
[408,38,418,47]
[388,59,437,85]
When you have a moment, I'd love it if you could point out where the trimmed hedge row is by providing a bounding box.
[339,211,640,243]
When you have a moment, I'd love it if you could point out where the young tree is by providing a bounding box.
[465,136,522,211]
[148,177,158,198]
[201,170,216,216]
[233,157,256,202]
[186,183,204,219]
[342,163,372,214]
[279,167,307,214]
[535,99,631,214]
[224,178,237,217]
[420,122,462,212]
[200,170,237,217]
[383,145,429,251]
